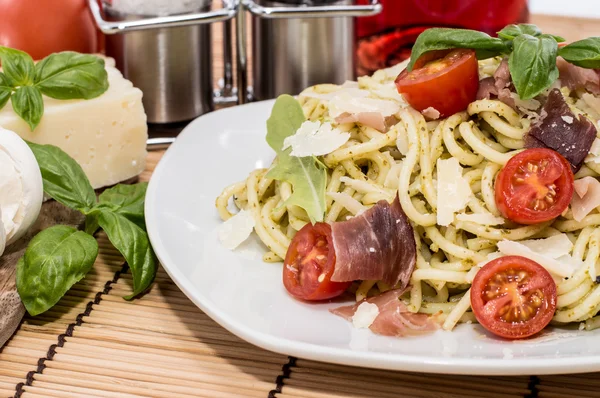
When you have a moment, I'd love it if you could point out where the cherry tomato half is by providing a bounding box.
[283,222,351,301]
[471,256,557,339]
[0,0,99,60]
[395,49,479,117]
[495,148,574,225]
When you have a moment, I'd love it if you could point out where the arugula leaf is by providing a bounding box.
[35,52,109,100]
[509,34,559,100]
[0,46,35,86]
[16,226,99,316]
[11,86,43,131]
[559,37,600,69]
[265,95,327,224]
[408,28,508,70]
[0,73,13,110]
[97,210,156,299]
[27,142,96,212]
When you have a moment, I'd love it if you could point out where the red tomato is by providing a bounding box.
[495,148,574,225]
[394,49,479,117]
[0,0,99,60]
[470,256,557,339]
[283,222,351,301]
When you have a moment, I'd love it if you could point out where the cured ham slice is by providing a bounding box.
[525,88,597,172]
[572,177,600,222]
[557,58,600,95]
[476,59,516,108]
[331,289,441,337]
[330,196,416,289]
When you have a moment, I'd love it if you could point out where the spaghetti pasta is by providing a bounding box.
[215,57,600,331]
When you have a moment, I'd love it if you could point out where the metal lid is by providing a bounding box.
[258,0,347,5]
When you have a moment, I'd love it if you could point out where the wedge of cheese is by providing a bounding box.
[0,59,148,189]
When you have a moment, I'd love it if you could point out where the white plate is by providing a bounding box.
[146,100,600,376]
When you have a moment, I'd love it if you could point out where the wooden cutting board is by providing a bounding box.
[0,201,84,347]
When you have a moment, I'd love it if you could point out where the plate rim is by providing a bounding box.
[145,100,600,376]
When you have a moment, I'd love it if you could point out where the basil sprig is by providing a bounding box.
[559,37,600,68]
[408,24,600,101]
[0,46,108,130]
[17,143,156,316]
[509,34,560,100]
[407,28,508,70]
[498,24,565,43]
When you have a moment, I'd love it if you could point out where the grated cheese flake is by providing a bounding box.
[436,158,473,226]
[561,115,574,124]
[497,239,576,278]
[329,94,400,119]
[282,120,350,157]
[518,234,573,259]
[352,302,379,329]
[218,209,256,250]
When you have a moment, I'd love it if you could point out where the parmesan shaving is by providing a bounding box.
[497,239,576,278]
[436,158,473,226]
[282,120,350,157]
[329,94,400,119]
[218,209,256,250]
[352,302,379,329]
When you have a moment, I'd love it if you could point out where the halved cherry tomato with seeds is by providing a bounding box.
[471,256,557,339]
[495,148,574,225]
[395,48,479,117]
[283,222,351,301]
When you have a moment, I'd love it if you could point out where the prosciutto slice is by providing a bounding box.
[476,59,516,108]
[330,196,416,288]
[525,88,597,172]
[331,289,441,337]
[557,58,600,95]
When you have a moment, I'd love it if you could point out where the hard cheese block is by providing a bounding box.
[0,59,148,189]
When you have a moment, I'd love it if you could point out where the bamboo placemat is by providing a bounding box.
[0,149,592,398]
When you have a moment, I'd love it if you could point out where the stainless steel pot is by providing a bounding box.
[88,0,238,124]
[243,0,381,101]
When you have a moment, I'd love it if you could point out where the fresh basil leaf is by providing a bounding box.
[16,225,99,316]
[35,52,109,100]
[84,214,100,235]
[97,210,156,299]
[559,37,600,69]
[265,95,327,224]
[498,24,542,40]
[0,46,35,86]
[0,73,12,110]
[98,183,148,230]
[11,86,43,131]
[509,34,559,100]
[408,28,508,70]
[498,24,564,43]
[27,142,96,212]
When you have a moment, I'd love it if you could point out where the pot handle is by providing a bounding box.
[243,0,381,18]
[88,0,239,34]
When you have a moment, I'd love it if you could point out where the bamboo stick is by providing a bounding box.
[55,342,282,376]
[24,383,141,398]
[291,367,529,394]
[39,369,267,398]
[54,344,280,381]
[60,337,286,369]
[46,352,276,391]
